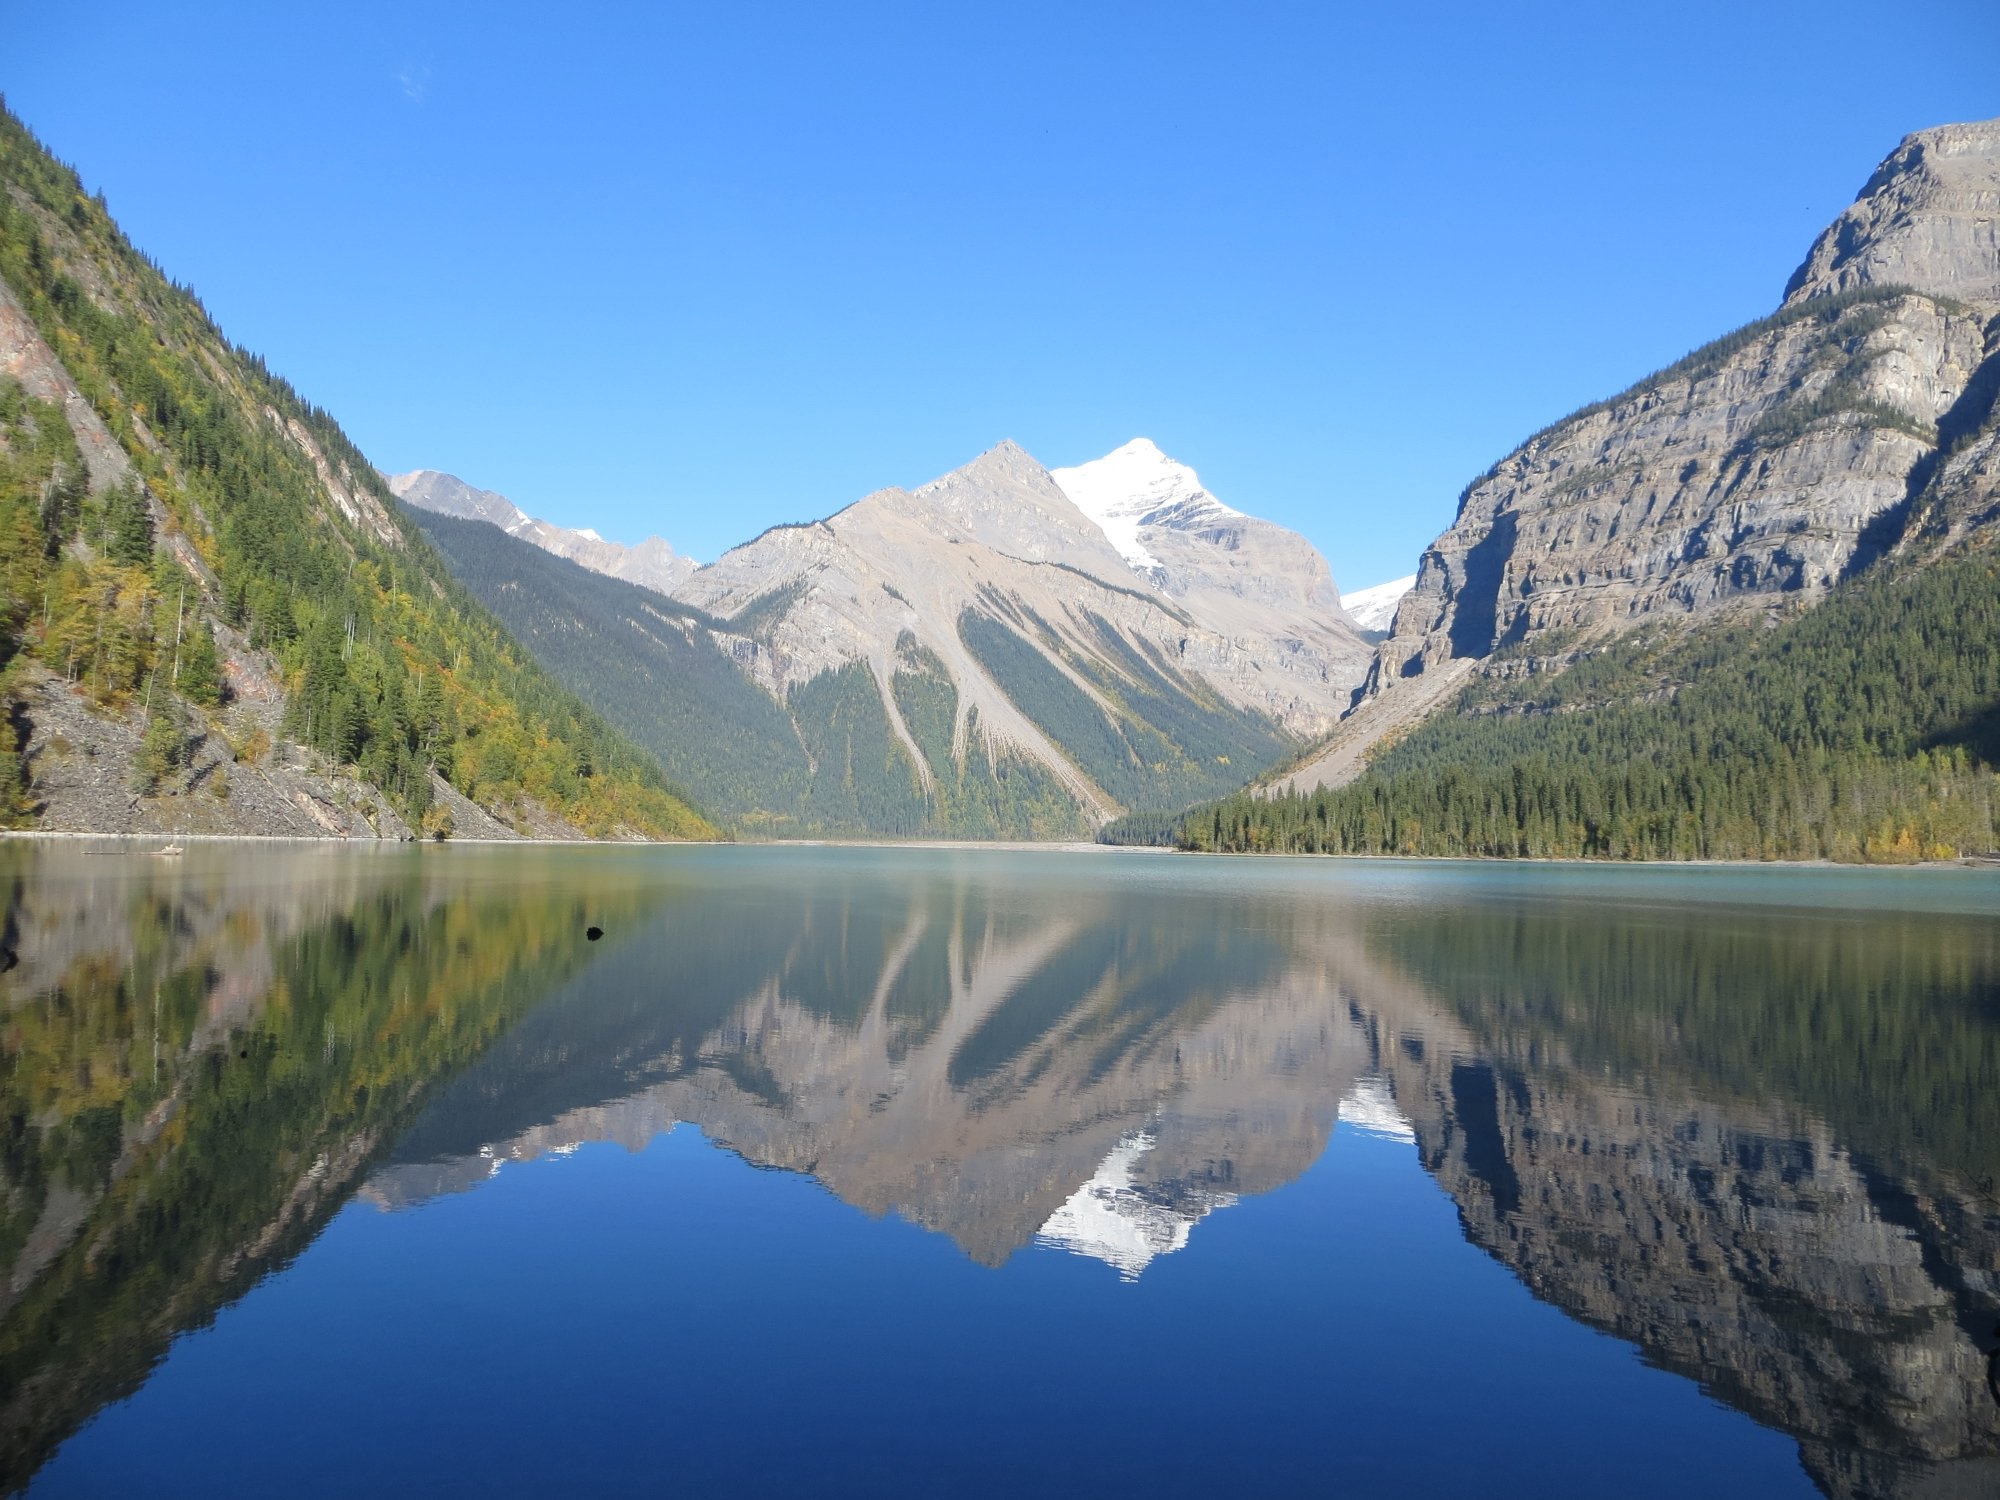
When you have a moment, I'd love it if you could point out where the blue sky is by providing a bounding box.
[4,2,1996,589]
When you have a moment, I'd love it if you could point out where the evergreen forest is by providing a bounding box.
[1164,540,2000,862]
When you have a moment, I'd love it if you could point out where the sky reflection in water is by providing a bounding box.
[3,845,1997,1498]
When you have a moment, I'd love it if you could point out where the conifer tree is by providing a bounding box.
[104,480,154,567]
[178,618,221,707]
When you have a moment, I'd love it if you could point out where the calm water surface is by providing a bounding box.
[2,844,1997,1498]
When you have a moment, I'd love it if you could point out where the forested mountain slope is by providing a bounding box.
[0,105,714,840]
[407,510,832,830]
[1179,539,2000,859]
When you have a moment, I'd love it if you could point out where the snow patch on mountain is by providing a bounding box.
[1340,575,1416,635]
[1050,438,1239,575]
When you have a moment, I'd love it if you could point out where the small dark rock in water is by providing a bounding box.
[586,926,604,942]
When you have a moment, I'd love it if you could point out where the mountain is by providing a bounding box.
[1337,575,1415,638]
[387,468,695,597]
[401,509,827,827]
[1367,115,2000,703]
[1050,438,1371,679]
[1200,116,2000,861]
[0,105,715,841]
[1049,438,1350,618]
[413,438,1374,836]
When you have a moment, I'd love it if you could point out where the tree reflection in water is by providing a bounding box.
[1,845,1996,1498]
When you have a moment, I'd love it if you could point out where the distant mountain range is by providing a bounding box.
[399,113,2000,858]
[402,438,1377,836]
[386,469,696,597]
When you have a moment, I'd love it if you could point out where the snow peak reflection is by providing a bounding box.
[3,846,1998,1497]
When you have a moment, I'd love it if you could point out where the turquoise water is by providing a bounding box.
[2,844,1996,1497]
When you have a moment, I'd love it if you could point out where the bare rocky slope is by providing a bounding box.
[408,438,1374,835]
[1281,115,2000,794]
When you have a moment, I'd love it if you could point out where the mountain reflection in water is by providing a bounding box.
[1,844,1997,1498]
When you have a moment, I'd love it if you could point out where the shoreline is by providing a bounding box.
[0,828,1990,871]
[0,830,730,848]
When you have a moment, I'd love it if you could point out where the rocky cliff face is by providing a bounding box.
[1379,284,1990,677]
[1786,120,2000,307]
[1283,117,2000,792]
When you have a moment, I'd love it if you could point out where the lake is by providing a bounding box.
[1,843,1997,1498]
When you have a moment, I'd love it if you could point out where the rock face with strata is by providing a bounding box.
[1282,117,2000,792]
[1384,117,2000,677]
[1786,119,2000,307]
[1377,289,1989,678]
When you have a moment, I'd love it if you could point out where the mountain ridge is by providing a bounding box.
[386,468,696,598]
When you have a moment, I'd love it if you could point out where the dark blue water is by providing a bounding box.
[3,845,1997,1498]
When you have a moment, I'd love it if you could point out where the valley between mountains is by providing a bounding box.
[2,104,1999,857]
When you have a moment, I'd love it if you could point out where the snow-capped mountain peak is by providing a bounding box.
[1050,438,1239,574]
[1339,575,1416,636]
